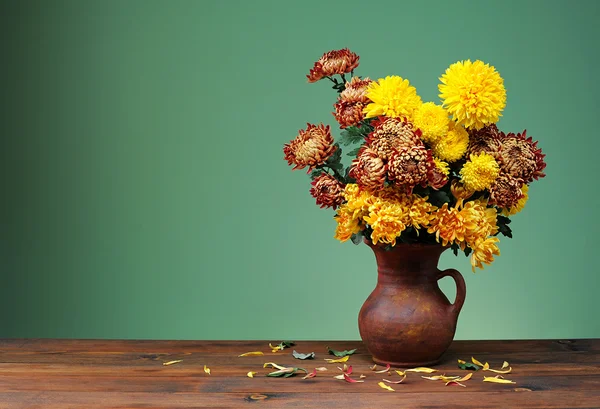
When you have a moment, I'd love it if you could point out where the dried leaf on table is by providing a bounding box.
[267,367,307,378]
[162,360,182,366]
[238,351,264,357]
[324,355,349,363]
[377,381,395,391]
[405,367,437,373]
[292,350,315,360]
[327,346,357,357]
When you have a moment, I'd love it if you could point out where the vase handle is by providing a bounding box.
[438,268,466,319]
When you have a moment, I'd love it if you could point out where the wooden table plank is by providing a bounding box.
[0,339,598,408]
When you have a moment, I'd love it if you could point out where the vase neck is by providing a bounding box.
[368,243,447,285]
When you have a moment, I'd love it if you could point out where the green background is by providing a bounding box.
[1,0,598,340]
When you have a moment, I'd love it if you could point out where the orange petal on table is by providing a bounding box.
[204,365,211,375]
[374,364,391,373]
[162,360,183,366]
[445,380,467,387]
[377,381,395,391]
[303,369,317,380]
[343,373,364,383]
[315,367,328,372]
[238,351,264,357]
[247,372,257,378]
[263,362,286,370]
[483,375,516,384]
[405,367,437,373]
[382,375,406,384]
[325,356,349,363]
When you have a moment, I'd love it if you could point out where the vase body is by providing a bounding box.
[358,241,466,367]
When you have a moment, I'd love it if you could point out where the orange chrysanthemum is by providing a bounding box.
[467,124,503,159]
[310,173,345,209]
[488,174,524,209]
[428,203,476,247]
[427,157,450,190]
[366,117,422,160]
[499,130,546,183]
[408,195,438,230]
[283,123,336,171]
[307,48,360,83]
[349,147,386,191]
[338,76,372,104]
[333,77,373,128]
[470,237,500,271]
[386,146,430,192]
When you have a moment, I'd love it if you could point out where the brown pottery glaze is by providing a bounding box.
[358,240,466,367]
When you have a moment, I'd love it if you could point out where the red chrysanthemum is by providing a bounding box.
[349,147,386,191]
[307,48,360,83]
[488,174,524,208]
[366,117,423,160]
[310,173,346,209]
[498,130,546,183]
[427,157,449,190]
[333,77,372,128]
[467,124,503,159]
[386,146,430,193]
[283,123,336,171]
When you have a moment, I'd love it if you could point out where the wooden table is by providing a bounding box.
[0,339,598,408]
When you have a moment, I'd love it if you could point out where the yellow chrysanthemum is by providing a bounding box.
[427,203,477,247]
[431,122,469,162]
[363,76,422,120]
[364,200,409,246]
[412,102,450,144]
[408,195,438,230]
[433,157,450,176]
[502,184,529,216]
[460,153,500,191]
[470,237,500,271]
[461,199,498,245]
[450,179,474,209]
[334,204,362,242]
[439,60,506,130]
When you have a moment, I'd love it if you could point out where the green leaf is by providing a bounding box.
[495,214,513,238]
[350,231,363,245]
[346,147,361,157]
[450,243,460,256]
[309,169,324,181]
[458,361,481,371]
[339,126,367,146]
[327,144,342,164]
[428,189,451,207]
[292,350,315,360]
[464,246,472,257]
[327,346,357,357]
[279,341,295,349]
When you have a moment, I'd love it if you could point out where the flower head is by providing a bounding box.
[366,117,422,160]
[502,184,529,216]
[349,147,386,191]
[310,173,345,209]
[364,200,409,246]
[460,152,500,191]
[307,48,360,83]
[387,146,430,193]
[470,237,500,271]
[450,179,474,208]
[467,124,503,159]
[427,203,475,246]
[488,174,524,209]
[408,195,438,229]
[334,204,363,242]
[431,122,469,162]
[333,77,373,128]
[427,157,450,190]
[363,76,422,120]
[439,60,506,130]
[412,102,450,144]
[283,123,337,171]
[338,76,372,104]
[499,130,546,183]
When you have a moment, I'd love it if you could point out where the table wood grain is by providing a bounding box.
[0,339,598,408]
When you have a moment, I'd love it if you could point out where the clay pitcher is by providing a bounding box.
[358,240,466,366]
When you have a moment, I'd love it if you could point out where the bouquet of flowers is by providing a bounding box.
[283,49,546,271]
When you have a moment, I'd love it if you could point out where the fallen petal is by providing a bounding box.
[378,381,395,391]
[325,356,349,363]
[501,361,510,370]
[382,375,406,384]
[333,374,345,380]
[247,372,257,378]
[471,357,485,367]
[359,374,366,379]
[343,373,364,383]
[238,351,264,357]
[395,370,406,376]
[370,364,378,371]
[483,376,516,384]
[162,360,182,366]
[457,372,473,382]
[485,366,512,374]
[405,367,437,373]
[445,380,467,387]
[263,362,287,370]
[422,375,460,382]
[315,367,328,372]
[303,369,317,380]
[204,365,211,375]
[374,364,391,373]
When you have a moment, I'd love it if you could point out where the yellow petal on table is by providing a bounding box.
[485,366,512,374]
[247,372,257,378]
[238,351,264,357]
[324,356,349,363]
[377,381,395,392]
[482,362,490,370]
[502,361,510,369]
[458,359,467,365]
[383,375,406,384]
[370,364,378,371]
[445,380,467,387]
[162,360,183,366]
[471,357,485,367]
[457,372,473,382]
[263,362,287,370]
[315,367,328,372]
[269,343,283,352]
[204,365,211,375]
[422,375,460,381]
[483,375,516,384]
[395,370,406,377]
[405,367,437,373]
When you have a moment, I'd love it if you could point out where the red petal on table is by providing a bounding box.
[303,369,317,380]
[343,373,364,383]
